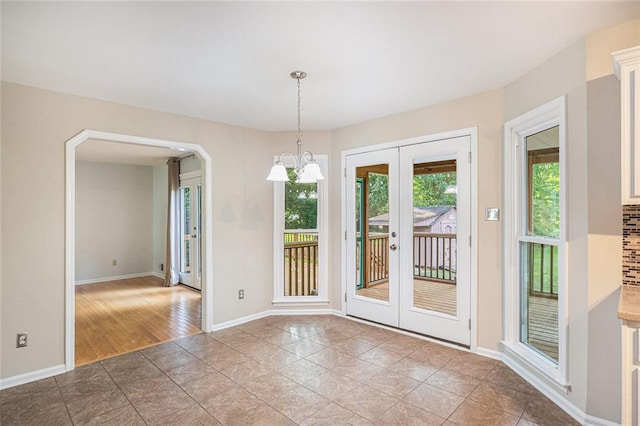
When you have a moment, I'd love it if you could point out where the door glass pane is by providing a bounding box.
[180,187,191,274]
[283,168,318,296]
[411,159,457,315]
[355,178,364,290]
[520,126,560,362]
[355,165,389,302]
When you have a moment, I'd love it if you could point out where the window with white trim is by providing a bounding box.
[503,97,568,386]
[273,156,328,304]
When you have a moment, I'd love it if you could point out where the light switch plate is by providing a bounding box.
[485,208,500,221]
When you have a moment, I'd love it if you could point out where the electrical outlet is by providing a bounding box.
[160,263,164,271]
[16,333,28,348]
[112,259,117,266]
[238,289,245,300]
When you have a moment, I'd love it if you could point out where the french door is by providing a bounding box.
[345,136,471,346]
[179,176,202,290]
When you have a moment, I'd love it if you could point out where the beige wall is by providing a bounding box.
[586,18,640,81]
[584,75,622,422]
[0,82,275,378]
[330,89,505,351]
[75,161,154,282]
[504,38,591,415]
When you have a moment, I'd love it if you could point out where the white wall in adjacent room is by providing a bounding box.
[75,161,154,282]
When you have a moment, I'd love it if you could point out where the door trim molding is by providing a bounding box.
[65,129,214,372]
[340,127,479,351]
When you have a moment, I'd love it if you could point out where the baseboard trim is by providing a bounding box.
[267,307,335,315]
[476,346,503,361]
[211,308,339,331]
[0,364,66,390]
[211,311,271,331]
[502,352,612,425]
[584,414,620,426]
[75,272,154,285]
[151,272,164,280]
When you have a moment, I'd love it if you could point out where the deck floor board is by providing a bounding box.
[356,280,558,359]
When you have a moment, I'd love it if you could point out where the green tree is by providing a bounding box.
[366,172,458,220]
[413,172,457,207]
[368,173,389,218]
[531,162,560,238]
[284,169,317,229]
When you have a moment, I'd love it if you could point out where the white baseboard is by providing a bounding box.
[503,352,620,425]
[0,364,66,390]
[476,346,503,360]
[211,308,339,331]
[152,271,164,279]
[267,307,336,315]
[584,415,620,426]
[211,311,272,331]
[75,272,154,285]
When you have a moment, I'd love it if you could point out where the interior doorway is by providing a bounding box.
[344,134,474,347]
[65,130,214,371]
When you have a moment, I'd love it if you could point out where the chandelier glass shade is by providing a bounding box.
[267,71,324,183]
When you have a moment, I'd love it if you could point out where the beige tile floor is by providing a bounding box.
[0,315,579,425]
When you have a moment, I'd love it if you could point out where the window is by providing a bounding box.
[520,127,560,362]
[503,97,567,387]
[273,156,328,304]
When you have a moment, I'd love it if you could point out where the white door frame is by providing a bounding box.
[341,127,478,351]
[65,129,214,371]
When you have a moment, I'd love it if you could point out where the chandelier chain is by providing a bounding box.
[296,76,302,143]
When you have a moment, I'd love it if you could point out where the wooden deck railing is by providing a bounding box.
[283,231,459,295]
[284,231,318,296]
[413,233,456,284]
[528,242,558,297]
[369,234,389,283]
[363,232,457,286]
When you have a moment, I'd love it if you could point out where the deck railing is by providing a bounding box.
[527,242,558,297]
[283,231,460,295]
[369,234,389,283]
[284,231,318,296]
[413,233,456,283]
[363,232,457,286]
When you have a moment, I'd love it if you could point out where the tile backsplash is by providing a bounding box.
[623,204,640,285]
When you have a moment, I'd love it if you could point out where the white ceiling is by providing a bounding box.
[2,1,639,132]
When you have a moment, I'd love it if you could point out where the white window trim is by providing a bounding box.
[272,155,329,305]
[502,96,569,391]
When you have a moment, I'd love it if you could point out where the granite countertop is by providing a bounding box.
[619,285,640,322]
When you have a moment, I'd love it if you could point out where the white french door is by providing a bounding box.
[179,176,202,290]
[345,136,472,346]
[346,148,400,326]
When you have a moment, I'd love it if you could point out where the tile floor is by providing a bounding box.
[0,315,580,425]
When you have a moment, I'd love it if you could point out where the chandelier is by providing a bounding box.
[266,71,325,183]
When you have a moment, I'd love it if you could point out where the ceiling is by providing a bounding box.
[2,2,639,132]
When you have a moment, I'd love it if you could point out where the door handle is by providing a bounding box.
[390,244,398,251]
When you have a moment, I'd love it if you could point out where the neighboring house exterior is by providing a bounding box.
[368,205,457,234]
[369,206,458,274]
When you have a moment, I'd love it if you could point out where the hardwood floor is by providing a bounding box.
[75,276,202,366]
